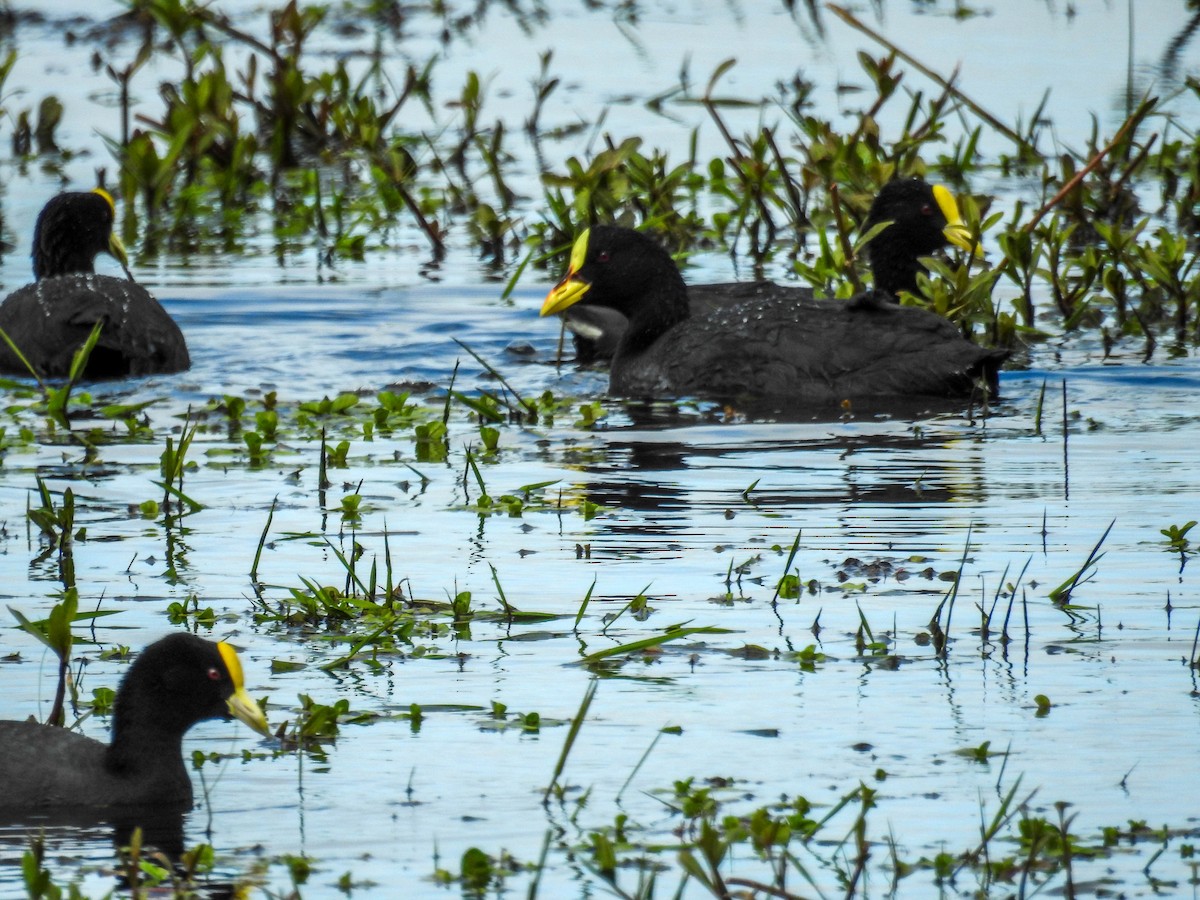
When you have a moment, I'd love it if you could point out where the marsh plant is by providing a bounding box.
[0,1,1178,357]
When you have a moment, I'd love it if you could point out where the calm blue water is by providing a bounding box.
[1,2,1199,898]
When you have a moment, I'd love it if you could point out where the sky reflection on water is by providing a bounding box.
[1,2,1199,897]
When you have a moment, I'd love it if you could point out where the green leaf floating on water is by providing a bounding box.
[579,626,734,663]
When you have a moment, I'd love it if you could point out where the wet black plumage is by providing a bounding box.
[0,190,190,379]
[558,179,982,363]
[542,180,1006,404]
[0,634,269,811]
[561,281,775,364]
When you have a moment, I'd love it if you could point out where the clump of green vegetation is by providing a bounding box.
[0,0,1170,358]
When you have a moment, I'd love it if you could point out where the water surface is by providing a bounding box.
[1,2,1199,898]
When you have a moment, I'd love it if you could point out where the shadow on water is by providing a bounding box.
[0,809,257,900]
[574,424,995,517]
[0,807,186,857]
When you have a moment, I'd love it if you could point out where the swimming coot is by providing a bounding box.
[541,180,1005,404]
[0,189,190,379]
[0,634,269,811]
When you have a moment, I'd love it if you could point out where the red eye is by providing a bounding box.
[920,204,933,216]
[597,251,610,263]
[207,667,222,681]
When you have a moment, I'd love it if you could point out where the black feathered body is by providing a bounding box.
[554,179,995,382]
[542,194,1006,405]
[0,191,190,380]
[0,273,190,378]
[0,720,192,810]
[611,291,1005,403]
[566,282,775,363]
[0,634,263,812]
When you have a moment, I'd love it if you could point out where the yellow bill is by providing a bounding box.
[541,229,594,316]
[933,184,983,257]
[218,641,271,737]
[92,187,132,272]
